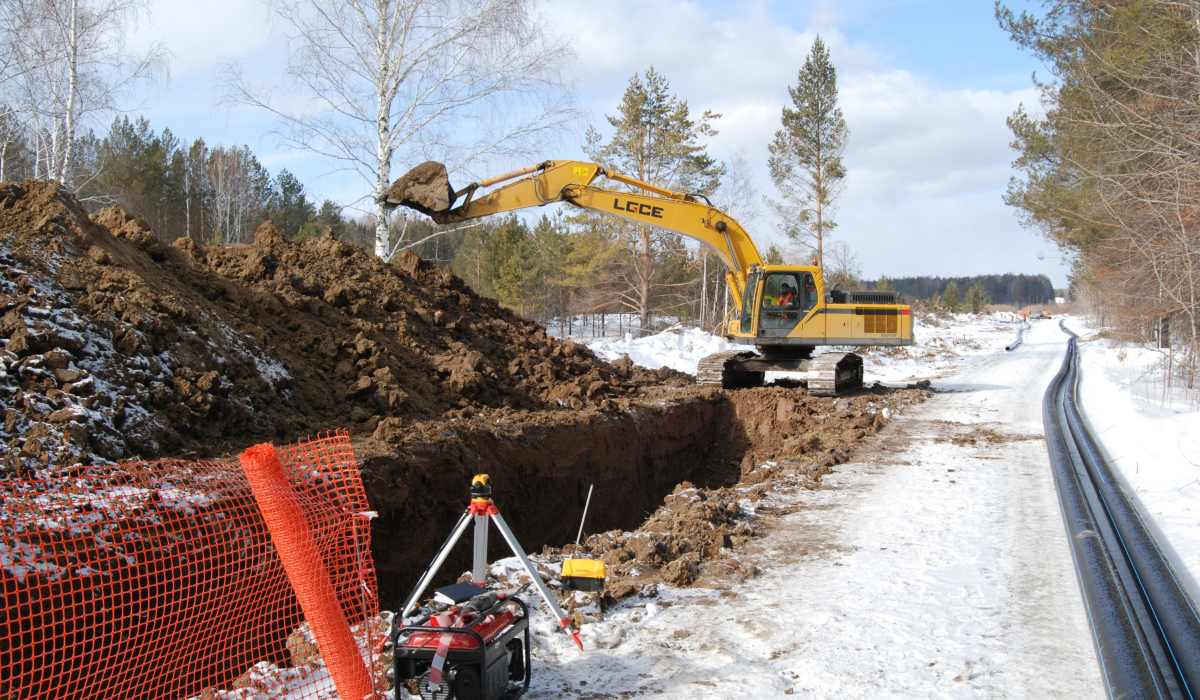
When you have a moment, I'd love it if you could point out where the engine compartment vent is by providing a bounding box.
[844,291,898,305]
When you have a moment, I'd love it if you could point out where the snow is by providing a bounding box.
[1069,320,1200,597]
[587,326,737,375]
[587,313,1031,388]
[142,313,1194,699]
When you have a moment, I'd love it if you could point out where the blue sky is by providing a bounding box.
[811,1,1043,92]
[125,0,1068,287]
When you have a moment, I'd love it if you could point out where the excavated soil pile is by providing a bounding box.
[547,387,931,606]
[0,181,686,472]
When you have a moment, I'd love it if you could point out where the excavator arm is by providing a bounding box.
[380,160,764,298]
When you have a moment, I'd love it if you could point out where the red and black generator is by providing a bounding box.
[393,591,530,700]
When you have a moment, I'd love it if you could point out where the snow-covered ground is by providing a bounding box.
[586,312,1030,386]
[587,326,736,375]
[1070,319,1200,597]
[514,317,1105,698]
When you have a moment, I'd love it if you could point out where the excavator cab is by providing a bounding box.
[758,270,815,332]
[735,267,820,338]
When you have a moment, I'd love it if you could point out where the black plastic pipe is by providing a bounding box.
[1006,322,1031,351]
[1044,323,1170,699]
[1060,325,1200,698]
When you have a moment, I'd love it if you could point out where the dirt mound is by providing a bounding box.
[0,180,687,472]
[0,179,936,618]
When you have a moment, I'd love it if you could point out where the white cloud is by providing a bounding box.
[841,71,1037,201]
[131,0,278,78]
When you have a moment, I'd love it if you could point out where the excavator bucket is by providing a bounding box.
[383,161,456,219]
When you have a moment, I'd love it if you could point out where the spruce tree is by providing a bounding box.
[966,284,989,314]
[767,36,849,267]
[943,281,961,313]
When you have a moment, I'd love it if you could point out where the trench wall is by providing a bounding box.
[358,392,727,609]
[358,385,908,610]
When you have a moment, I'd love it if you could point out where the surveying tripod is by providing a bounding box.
[401,474,583,650]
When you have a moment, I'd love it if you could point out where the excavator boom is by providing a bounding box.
[381,160,761,299]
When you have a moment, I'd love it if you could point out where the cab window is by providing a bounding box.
[759,272,804,331]
[739,271,761,334]
[799,273,817,312]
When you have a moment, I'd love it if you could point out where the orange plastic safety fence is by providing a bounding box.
[0,430,384,700]
[240,443,373,700]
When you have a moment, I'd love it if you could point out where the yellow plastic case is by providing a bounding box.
[561,559,605,592]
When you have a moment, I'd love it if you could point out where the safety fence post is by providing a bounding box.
[240,442,375,700]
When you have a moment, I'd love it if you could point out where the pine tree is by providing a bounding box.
[767,35,849,267]
[265,170,317,239]
[876,275,892,292]
[966,284,989,314]
[585,67,723,333]
[765,245,786,265]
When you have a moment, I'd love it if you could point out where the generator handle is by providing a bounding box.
[393,598,532,699]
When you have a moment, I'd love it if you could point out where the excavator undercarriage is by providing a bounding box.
[695,350,864,396]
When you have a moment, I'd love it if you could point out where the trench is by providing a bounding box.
[358,384,874,610]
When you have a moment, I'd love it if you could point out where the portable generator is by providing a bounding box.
[394,591,530,700]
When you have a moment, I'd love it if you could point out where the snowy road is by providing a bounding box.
[528,319,1104,698]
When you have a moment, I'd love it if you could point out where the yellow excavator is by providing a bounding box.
[381,160,914,395]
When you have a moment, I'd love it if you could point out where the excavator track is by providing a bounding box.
[807,352,864,396]
[696,351,763,389]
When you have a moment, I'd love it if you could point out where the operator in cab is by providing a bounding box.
[779,283,798,320]
[779,283,796,308]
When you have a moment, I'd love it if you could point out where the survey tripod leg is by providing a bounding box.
[400,474,584,650]
[473,513,489,584]
[492,511,583,650]
[401,510,473,617]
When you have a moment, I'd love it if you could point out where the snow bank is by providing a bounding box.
[587,326,736,375]
[1070,320,1200,595]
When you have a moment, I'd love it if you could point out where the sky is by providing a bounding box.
[124,0,1069,287]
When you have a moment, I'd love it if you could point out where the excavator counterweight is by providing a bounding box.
[381,160,915,396]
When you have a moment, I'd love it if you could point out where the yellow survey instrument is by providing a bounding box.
[561,559,606,593]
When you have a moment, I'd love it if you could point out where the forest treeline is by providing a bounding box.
[1,115,378,250]
[1,6,874,338]
[0,109,1057,335]
[999,1,1200,392]
[0,7,1068,340]
[0,110,1057,334]
[872,274,1054,307]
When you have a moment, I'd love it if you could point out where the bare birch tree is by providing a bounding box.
[221,0,576,259]
[207,145,271,243]
[3,0,167,185]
